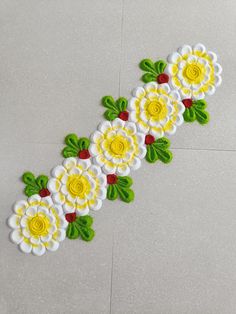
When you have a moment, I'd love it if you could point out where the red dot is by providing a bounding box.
[157,73,169,84]
[182,99,193,108]
[118,111,129,121]
[145,134,155,145]
[39,188,50,197]
[78,149,91,159]
[107,174,118,185]
[65,212,77,223]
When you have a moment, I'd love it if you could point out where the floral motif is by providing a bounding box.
[89,119,146,175]
[128,82,185,137]
[166,43,222,100]
[8,195,68,256]
[48,158,107,215]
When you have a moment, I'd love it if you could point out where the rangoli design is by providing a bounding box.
[8,44,222,256]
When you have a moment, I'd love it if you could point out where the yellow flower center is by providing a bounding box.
[147,101,163,117]
[184,63,202,81]
[28,215,49,236]
[67,174,90,198]
[110,136,128,155]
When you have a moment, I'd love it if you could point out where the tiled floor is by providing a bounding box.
[0,1,236,313]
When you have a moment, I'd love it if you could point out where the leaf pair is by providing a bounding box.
[102,96,128,121]
[146,137,172,164]
[22,172,49,197]
[139,59,167,83]
[183,100,209,125]
[66,215,95,241]
[62,134,90,158]
[107,176,134,203]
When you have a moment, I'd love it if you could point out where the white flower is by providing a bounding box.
[8,195,68,256]
[89,119,146,175]
[166,43,222,100]
[48,158,107,215]
[128,82,185,137]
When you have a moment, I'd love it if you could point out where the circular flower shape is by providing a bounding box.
[89,119,146,175]
[48,158,107,215]
[166,43,222,100]
[128,82,185,137]
[8,195,68,256]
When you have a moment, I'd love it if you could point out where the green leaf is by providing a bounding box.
[116,97,128,112]
[24,185,40,197]
[78,227,95,242]
[183,107,196,122]
[156,148,173,164]
[153,137,170,150]
[65,134,80,150]
[145,145,158,163]
[104,110,118,121]
[22,172,37,186]
[62,146,78,158]
[139,59,157,75]
[107,184,118,200]
[116,186,134,203]
[36,175,48,189]
[66,222,80,239]
[102,96,118,111]
[193,99,207,110]
[195,108,209,125]
[117,176,133,188]
[154,60,167,74]
[141,73,157,83]
[78,137,90,151]
[76,215,93,228]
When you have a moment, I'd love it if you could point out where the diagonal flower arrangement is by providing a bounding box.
[8,44,222,256]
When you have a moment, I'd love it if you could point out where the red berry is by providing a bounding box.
[65,212,77,223]
[78,149,91,159]
[107,174,118,185]
[145,134,155,145]
[157,73,169,84]
[39,188,50,197]
[182,99,193,108]
[118,111,129,121]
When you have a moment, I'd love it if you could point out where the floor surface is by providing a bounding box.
[0,1,236,313]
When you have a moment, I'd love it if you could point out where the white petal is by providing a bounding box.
[112,118,125,129]
[22,228,31,238]
[13,200,28,215]
[63,202,75,213]
[167,52,181,63]
[98,121,112,133]
[132,87,145,98]
[32,244,46,256]
[207,51,217,63]
[46,239,59,252]
[28,194,41,204]
[137,122,149,134]
[206,84,216,96]
[53,229,66,242]
[42,196,53,207]
[41,234,52,243]
[128,98,137,110]
[58,217,68,229]
[52,193,65,205]
[89,143,99,156]
[169,90,181,101]
[26,206,37,217]
[165,124,177,135]
[77,159,91,170]
[117,164,130,176]
[51,165,66,178]
[214,75,222,87]
[136,146,147,159]
[51,204,63,216]
[103,163,117,174]
[8,214,20,229]
[98,174,107,186]
[30,236,40,245]
[68,167,82,176]
[193,43,206,55]
[19,241,32,254]
[38,206,50,216]
[178,44,192,56]
[10,229,23,244]
[136,133,145,144]
[89,165,101,177]
[125,122,137,135]
[150,127,164,138]
[158,83,170,94]
[61,184,69,195]
[165,64,175,75]
[76,206,89,216]
[214,63,222,75]
[89,198,102,211]
[92,156,104,167]
[90,130,104,143]
[97,187,107,200]
[175,114,184,126]
[129,157,141,170]
[20,216,29,228]
[144,82,158,93]
[63,158,77,171]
